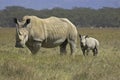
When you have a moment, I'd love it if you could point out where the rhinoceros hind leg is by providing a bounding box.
[69,40,76,56]
[60,39,68,55]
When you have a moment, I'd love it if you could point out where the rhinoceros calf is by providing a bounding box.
[14,16,78,55]
[79,35,99,56]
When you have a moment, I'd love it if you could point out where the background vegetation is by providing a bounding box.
[0,6,120,80]
[0,6,120,28]
[0,28,120,80]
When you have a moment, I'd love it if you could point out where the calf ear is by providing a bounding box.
[85,35,88,38]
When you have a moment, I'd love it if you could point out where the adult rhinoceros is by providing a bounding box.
[14,16,78,55]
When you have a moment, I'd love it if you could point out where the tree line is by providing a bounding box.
[0,6,120,28]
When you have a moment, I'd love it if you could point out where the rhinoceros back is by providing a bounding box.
[23,16,77,48]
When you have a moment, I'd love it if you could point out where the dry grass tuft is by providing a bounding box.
[0,28,120,80]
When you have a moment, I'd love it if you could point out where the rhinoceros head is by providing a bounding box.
[14,18,30,48]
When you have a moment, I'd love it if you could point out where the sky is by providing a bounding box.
[0,0,120,10]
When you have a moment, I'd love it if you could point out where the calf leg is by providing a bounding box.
[82,49,86,56]
[60,39,68,55]
[95,47,98,55]
[86,49,90,56]
[92,49,96,56]
[92,47,98,56]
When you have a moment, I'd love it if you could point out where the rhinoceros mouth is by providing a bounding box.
[15,43,25,48]
[15,45,24,48]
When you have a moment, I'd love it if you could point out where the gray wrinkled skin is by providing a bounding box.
[14,16,78,55]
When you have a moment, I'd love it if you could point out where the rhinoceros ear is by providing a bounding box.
[26,19,31,24]
[24,19,31,27]
[14,18,18,24]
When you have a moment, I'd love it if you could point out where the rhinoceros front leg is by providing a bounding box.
[26,41,41,54]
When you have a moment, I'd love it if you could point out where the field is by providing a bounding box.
[0,28,120,80]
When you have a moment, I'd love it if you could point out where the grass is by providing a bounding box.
[0,28,120,80]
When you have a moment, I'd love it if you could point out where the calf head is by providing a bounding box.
[79,34,88,47]
[14,18,31,48]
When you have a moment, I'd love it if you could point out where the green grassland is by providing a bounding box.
[0,28,120,80]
